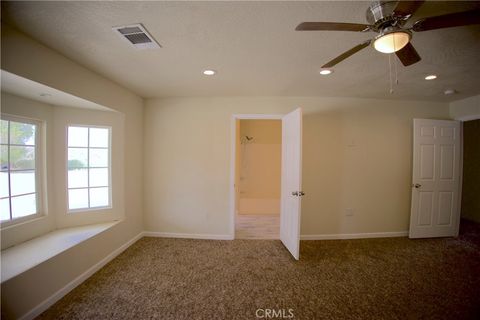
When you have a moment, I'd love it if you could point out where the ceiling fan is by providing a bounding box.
[296,0,480,68]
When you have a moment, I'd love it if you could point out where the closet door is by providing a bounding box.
[409,119,461,238]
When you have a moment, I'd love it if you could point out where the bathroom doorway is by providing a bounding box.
[234,118,282,239]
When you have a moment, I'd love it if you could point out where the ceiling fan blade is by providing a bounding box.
[412,9,480,32]
[393,0,425,17]
[322,40,372,68]
[395,42,421,66]
[296,22,370,32]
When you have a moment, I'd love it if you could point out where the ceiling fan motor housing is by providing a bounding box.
[366,1,407,32]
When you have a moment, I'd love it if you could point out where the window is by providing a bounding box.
[1,116,41,223]
[67,126,111,211]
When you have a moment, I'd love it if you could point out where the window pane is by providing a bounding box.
[68,188,88,210]
[68,127,88,147]
[89,128,109,148]
[89,168,108,187]
[89,148,108,167]
[10,121,36,145]
[0,120,8,144]
[67,126,110,212]
[1,145,7,171]
[68,168,88,188]
[12,193,37,218]
[11,171,35,196]
[90,187,109,208]
[0,198,10,221]
[10,146,35,170]
[68,148,88,168]
[0,172,9,198]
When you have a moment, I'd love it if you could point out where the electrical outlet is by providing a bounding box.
[345,208,354,217]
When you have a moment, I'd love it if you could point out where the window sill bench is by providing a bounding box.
[1,221,119,283]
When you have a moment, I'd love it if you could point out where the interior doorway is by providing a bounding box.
[233,117,282,239]
[230,109,303,259]
[460,119,480,224]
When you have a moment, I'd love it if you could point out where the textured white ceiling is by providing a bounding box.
[2,1,480,101]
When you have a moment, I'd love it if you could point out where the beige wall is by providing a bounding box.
[461,120,480,223]
[144,96,450,236]
[239,120,281,199]
[240,120,282,144]
[1,24,144,319]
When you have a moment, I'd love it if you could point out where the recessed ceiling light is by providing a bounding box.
[203,70,216,76]
[425,74,437,80]
[319,69,333,75]
[444,89,457,95]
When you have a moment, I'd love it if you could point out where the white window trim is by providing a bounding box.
[66,124,112,213]
[1,114,45,228]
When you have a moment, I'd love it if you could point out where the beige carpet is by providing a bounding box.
[38,221,480,319]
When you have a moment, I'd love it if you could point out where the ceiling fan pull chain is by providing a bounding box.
[388,53,394,94]
[394,37,399,86]
[395,59,399,85]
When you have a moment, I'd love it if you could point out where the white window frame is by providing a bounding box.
[66,125,112,213]
[1,114,44,228]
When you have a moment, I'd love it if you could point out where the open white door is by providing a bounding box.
[409,119,461,238]
[280,108,303,259]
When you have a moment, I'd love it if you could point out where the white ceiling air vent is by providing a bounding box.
[112,24,161,50]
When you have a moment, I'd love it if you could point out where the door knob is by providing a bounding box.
[291,191,305,196]
[413,183,422,189]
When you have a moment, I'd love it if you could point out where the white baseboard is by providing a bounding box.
[144,231,407,241]
[20,232,144,320]
[143,231,233,240]
[300,231,409,240]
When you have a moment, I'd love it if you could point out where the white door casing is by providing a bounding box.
[280,108,303,259]
[409,119,461,238]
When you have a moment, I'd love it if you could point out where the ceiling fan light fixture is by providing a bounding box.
[373,29,411,54]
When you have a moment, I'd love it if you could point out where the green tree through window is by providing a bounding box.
[1,118,38,222]
[1,120,36,170]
